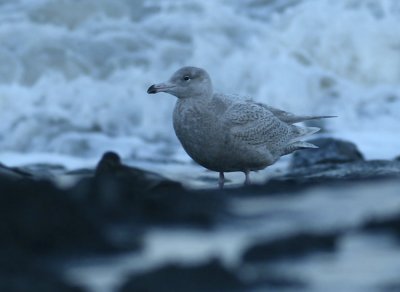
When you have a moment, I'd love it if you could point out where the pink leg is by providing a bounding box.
[244,170,251,186]
[219,172,225,189]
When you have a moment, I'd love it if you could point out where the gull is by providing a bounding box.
[148,66,335,188]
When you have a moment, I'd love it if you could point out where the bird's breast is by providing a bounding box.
[173,102,217,145]
[173,101,226,168]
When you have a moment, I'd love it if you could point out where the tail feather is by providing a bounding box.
[291,126,320,142]
[259,104,337,124]
[282,141,319,156]
[289,115,337,124]
[295,141,319,149]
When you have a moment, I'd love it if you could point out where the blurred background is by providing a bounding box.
[1,0,400,173]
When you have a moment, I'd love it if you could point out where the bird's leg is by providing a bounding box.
[244,170,251,186]
[218,172,225,189]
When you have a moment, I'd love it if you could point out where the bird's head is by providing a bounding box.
[147,66,213,99]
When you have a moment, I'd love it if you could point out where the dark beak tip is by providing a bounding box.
[147,85,157,94]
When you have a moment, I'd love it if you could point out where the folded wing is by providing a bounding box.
[256,103,336,124]
[223,100,324,155]
[223,101,292,146]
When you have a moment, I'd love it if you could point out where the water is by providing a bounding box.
[1,0,400,173]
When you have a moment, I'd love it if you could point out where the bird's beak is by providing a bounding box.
[147,82,175,94]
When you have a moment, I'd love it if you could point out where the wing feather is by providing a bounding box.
[223,101,291,146]
[257,103,336,124]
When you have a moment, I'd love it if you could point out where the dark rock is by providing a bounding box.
[18,163,67,179]
[0,171,98,292]
[244,139,400,195]
[242,232,338,263]
[95,151,140,177]
[290,138,364,169]
[380,281,400,292]
[257,275,306,289]
[69,152,227,229]
[95,151,180,191]
[71,174,225,229]
[0,162,33,181]
[232,160,400,199]
[239,138,400,194]
[0,162,68,181]
[282,160,400,185]
[119,258,306,292]
[362,213,400,237]
[0,174,116,256]
[0,261,85,292]
[0,160,143,292]
[133,189,226,228]
[119,259,247,292]
[230,177,320,197]
[65,168,93,176]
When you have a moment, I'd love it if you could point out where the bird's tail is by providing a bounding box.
[290,115,337,123]
[291,125,320,142]
[282,141,318,156]
[283,125,320,156]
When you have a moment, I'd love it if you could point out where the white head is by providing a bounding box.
[147,66,213,99]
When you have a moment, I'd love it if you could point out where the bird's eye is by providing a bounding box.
[183,75,191,81]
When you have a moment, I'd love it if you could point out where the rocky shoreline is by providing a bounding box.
[1,138,400,292]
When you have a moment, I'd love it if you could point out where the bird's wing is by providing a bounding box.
[223,101,291,146]
[256,103,336,124]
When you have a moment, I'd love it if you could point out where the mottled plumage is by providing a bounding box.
[147,66,335,188]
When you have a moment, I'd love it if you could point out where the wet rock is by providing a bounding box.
[0,174,116,256]
[0,162,33,181]
[362,212,400,237]
[94,151,172,191]
[0,162,68,181]
[281,160,400,185]
[65,168,93,176]
[71,175,225,229]
[18,163,67,179]
[0,260,85,292]
[119,258,306,292]
[242,232,339,263]
[290,138,364,169]
[244,139,400,193]
[380,281,400,292]
[258,275,306,289]
[119,259,246,292]
[70,152,227,229]
[95,152,132,176]
[133,189,225,228]
[0,172,107,292]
